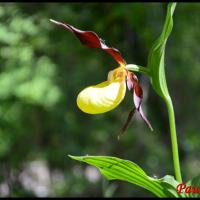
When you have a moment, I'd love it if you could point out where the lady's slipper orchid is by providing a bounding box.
[50,19,153,131]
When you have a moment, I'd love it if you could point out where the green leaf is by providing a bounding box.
[160,175,187,198]
[147,3,176,100]
[186,174,200,197]
[69,155,184,197]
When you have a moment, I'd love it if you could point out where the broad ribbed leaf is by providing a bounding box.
[69,155,185,197]
[147,3,176,100]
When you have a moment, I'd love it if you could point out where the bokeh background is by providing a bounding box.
[0,2,200,197]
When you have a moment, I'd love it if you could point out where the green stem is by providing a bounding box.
[165,96,182,182]
[125,64,151,76]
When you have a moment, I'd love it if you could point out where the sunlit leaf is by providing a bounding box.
[69,155,185,197]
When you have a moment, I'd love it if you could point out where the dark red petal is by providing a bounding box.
[133,83,153,131]
[133,83,143,110]
[138,106,154,131]
[126,72,138,93]
[117,108,136,140]
[50,19,126,65]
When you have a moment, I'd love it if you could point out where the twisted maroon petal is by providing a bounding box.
[133,83,143,110]
[134,83,153,131]
[118,108,136,140]
[138,106,153,131]
[126,72,137,93]
[50,19,126,65]
[126,72,153,131]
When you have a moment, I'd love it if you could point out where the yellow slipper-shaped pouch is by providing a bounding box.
[77,79,126,114]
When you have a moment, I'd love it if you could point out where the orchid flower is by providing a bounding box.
[50,19,153,132]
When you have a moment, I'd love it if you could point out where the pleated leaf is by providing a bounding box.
[69,155,185,197]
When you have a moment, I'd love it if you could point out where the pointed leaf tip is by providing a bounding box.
[68,155,91,161]
[68,155,82,161]
[68,154,73,158]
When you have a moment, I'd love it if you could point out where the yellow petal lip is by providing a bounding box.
[77,79,126,114]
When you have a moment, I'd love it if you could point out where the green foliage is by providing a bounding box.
[186,174,200,197]
[0,6,62,107]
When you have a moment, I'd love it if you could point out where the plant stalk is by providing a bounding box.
[165,96,182,182]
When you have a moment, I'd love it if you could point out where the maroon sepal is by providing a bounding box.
[50,19,126,65]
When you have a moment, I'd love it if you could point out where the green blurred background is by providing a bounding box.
[0,2,199,197]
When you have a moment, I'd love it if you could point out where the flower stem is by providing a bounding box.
[165,96,182,182]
